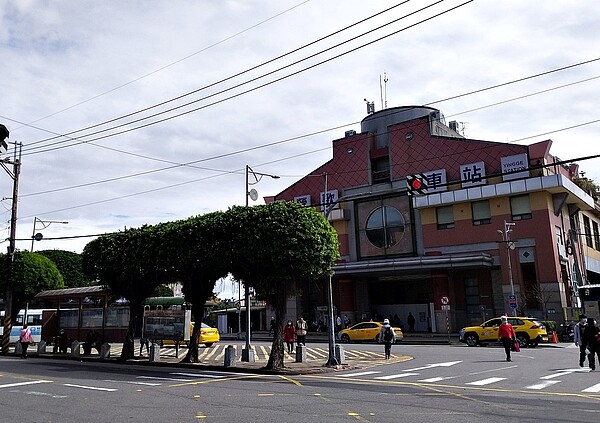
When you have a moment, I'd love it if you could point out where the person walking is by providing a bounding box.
[497,315,516,362]
[19,324,33,359]
[295,316,308,346]
[269,317,275,336]
[284,321,296,354]
[378,318,396,359]
[407,312,416,333]
[573,314,588,367]
[582,317,600,371]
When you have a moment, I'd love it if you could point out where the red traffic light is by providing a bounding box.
[410,179,422,190]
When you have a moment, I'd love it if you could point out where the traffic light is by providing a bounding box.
[406,173,428,195]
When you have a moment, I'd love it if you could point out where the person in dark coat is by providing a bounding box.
[582,317,600,371]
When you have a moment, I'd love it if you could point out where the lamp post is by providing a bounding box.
[498,221,517,316]
[31,217,69,252]
[243,165,279,362]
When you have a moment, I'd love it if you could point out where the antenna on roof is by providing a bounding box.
[364,98,375,114]
[383,71,388,109]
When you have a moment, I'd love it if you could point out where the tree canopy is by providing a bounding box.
[37,249,92,288]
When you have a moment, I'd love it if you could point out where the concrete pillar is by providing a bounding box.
[37,340,47,354]
[100,343,111,359]
[149,343,160,362]
[241,347,255,363]
[224,345,237,367]
[335,344,346,364]
[295,344,307,363]
[71,341,82,358]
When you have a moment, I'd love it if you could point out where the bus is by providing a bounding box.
[0,309,53,344]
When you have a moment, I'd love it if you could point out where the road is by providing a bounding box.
[0,341,597,422]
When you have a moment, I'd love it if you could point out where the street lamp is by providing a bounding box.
[498,220,517,316]
[31,217,69,252]
[243,165,279,362]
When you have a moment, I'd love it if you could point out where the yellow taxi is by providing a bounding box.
[163,322,220,347]
[338,321,404,343]
[459,316,548,348]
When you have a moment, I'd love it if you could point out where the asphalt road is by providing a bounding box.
[1,342,597,422]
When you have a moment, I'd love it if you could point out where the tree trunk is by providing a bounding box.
[119,311,137,361]
[181,302,204,363]
[265,290,287,370]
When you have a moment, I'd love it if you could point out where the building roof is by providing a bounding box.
[34,285,110,300]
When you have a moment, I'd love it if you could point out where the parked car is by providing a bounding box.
[459,316,548,348]
[338,321,403,343]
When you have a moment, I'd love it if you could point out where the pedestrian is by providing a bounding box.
[407,312,416,333]
[269,316,275,336]
[343,314,350,329]
[284,320,296,354]
[140,336,150,356]
[582,317,600,371]
[295,316,308,346]
[573,314,588,367]
[378,318,396,359]
[19,324,33,359]
[497,315,516,362]
[336,315,342,332]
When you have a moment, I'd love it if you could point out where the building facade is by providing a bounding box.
[271,106,600,332]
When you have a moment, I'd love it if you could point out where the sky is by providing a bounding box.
[1,1,600,299]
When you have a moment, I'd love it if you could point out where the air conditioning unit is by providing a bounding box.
[345,130,356,137]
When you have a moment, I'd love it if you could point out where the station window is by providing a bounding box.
[365,205,406,248]
[436,205,454,229]
[510,195,532,220]
[472,200,491,226]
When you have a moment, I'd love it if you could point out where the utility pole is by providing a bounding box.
[1,128,21,355]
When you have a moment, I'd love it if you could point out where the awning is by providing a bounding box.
[35,285,110,300]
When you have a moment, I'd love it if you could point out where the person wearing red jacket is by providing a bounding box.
[284,321,296,354]
[497,315,516,362]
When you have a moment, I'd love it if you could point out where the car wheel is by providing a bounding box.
[374,334,380,343]
[516,334,529,348]
[340,334,350,343]
[465,333,478,347]
[204,343,214,348]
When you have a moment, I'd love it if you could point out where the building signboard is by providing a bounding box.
[501,153,529,181]
[460,161,486,187]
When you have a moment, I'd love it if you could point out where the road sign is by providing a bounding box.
[441,304,450,311]
[441,296,449,305]
[235,301,241,310]
[508,294,517,309]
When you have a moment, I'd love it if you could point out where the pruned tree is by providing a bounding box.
[81,223,177,360]
[227,201,339,370]
[37,250,92,287]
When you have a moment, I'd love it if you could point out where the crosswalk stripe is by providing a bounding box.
[340,371,381,378]
[466,377,506,386]
[582,383,600,393]
[525,380,561,390]
[0,380,52,389]
[419,377,452,382]
[375,373,420,380]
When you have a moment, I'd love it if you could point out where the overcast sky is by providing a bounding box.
[1,1,600,298]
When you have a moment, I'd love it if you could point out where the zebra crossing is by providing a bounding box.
[336,362,600,394]
[114,343,392,363]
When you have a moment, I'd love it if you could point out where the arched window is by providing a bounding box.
[365,206,405,248]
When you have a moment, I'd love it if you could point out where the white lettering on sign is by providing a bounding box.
[501,153,529,181]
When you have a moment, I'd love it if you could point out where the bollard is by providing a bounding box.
[100,343,111,359]
[295,344,307,363]
[71,341,82,358]
[149,342,160,362]
[37,340,47,354]
[224,345,237,367]
[241,347,255,363]
[335,344,346,364]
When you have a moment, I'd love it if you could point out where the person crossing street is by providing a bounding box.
[378,319,396,359]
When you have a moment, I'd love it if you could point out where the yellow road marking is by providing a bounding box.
[278,375,303,387]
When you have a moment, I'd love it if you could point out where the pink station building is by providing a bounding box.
[269,106,600,333]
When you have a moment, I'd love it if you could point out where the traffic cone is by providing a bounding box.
[552,331,559,343]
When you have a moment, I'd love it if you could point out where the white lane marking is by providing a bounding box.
[137,376,193,382]
[469,365,518,375]
[103,379,161,386]
[525,380,561,390]
[375,373,420,380]
[418,376,458,383]
[170,372,224,379]
[0,380,52,389]
[582,383,600,393]
[541,368,590,379]
[18,390,68,398]
[466,377,506,386]
[340,371,381,378]
[404,361,462,372]
[63,384,117,392]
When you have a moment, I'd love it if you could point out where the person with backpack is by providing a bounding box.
[573,314,588,367]
[19,324,33,359]
[378,318,396,359]
[582,317,600,371]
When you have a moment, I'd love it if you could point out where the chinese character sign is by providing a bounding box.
[460,161,486,187]
[424,169,447,193]
[320,189,339,214]
[294,195,311,206]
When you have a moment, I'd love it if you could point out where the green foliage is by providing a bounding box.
[573,176,599,200]
[153,284,175,297]
[37,249,92,287]
[0,251,64,314]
